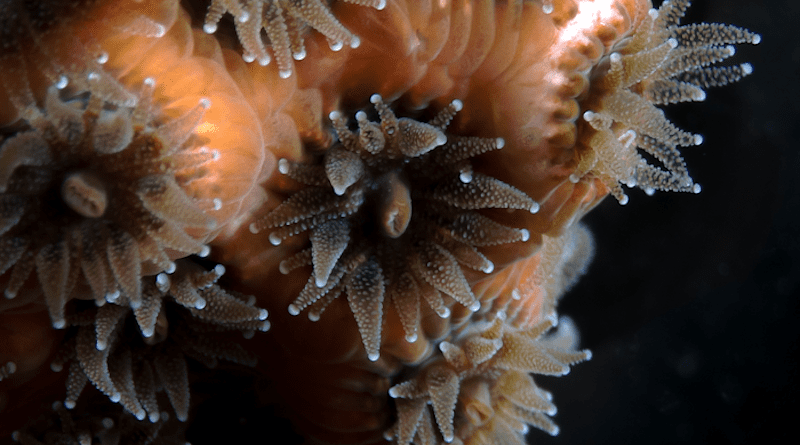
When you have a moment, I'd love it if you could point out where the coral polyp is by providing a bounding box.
[253,95,537,362]
[0,79,218,328]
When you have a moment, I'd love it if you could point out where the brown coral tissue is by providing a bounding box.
[0,0,766,444]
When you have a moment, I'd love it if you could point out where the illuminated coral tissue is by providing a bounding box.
[0,0,758,444]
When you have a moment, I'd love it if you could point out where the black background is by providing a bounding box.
[541,1,799,444]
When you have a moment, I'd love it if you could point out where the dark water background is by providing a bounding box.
[549,1,799,444]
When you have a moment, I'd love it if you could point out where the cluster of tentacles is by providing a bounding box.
[0,1,758,444]
[386,314,591,445]
[203,0,387,77]
[573,0,761,204]
[50,260,268,424]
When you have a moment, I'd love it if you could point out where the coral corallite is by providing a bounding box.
[0,1,758,444]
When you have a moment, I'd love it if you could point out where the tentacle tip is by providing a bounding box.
[56,75,69,90]
[368,352,380,362]
[195,298,206,310]
[405,333,418,343]
[53,319,66,329]
[376,0,386,10]
[315,276,328,288]
[693,183,702,194]
[198,245,211,257]
[308,312,320,322]
[742,63,754,75]
[370,94,382,104]
[350,36,361,48]
[64,400,76,409]
[165,262,177,274]
[268,233,282,246]
[96,341,106,350]
[149,412,160,423]
[293,49,307,61]
[279,69,293,79]
[482,261,494,274]
[258,309,268,320]
[452,99,463,111]
[156,273,169,287]
[752,34,762,45]
[202,23,217,34]
[135,410,146,421]
[694,134,704,145]
[249,222,260,234]
[288,304,301,316]
[520,228,530,242]
[329,40,344,52]
[110,393,121,403]
[530,202,540,214]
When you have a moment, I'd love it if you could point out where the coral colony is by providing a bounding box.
[0,1,758,444]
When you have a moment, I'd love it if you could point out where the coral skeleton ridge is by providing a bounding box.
[0,0,758,444]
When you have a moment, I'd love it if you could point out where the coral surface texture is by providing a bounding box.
[0,0,758,444]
